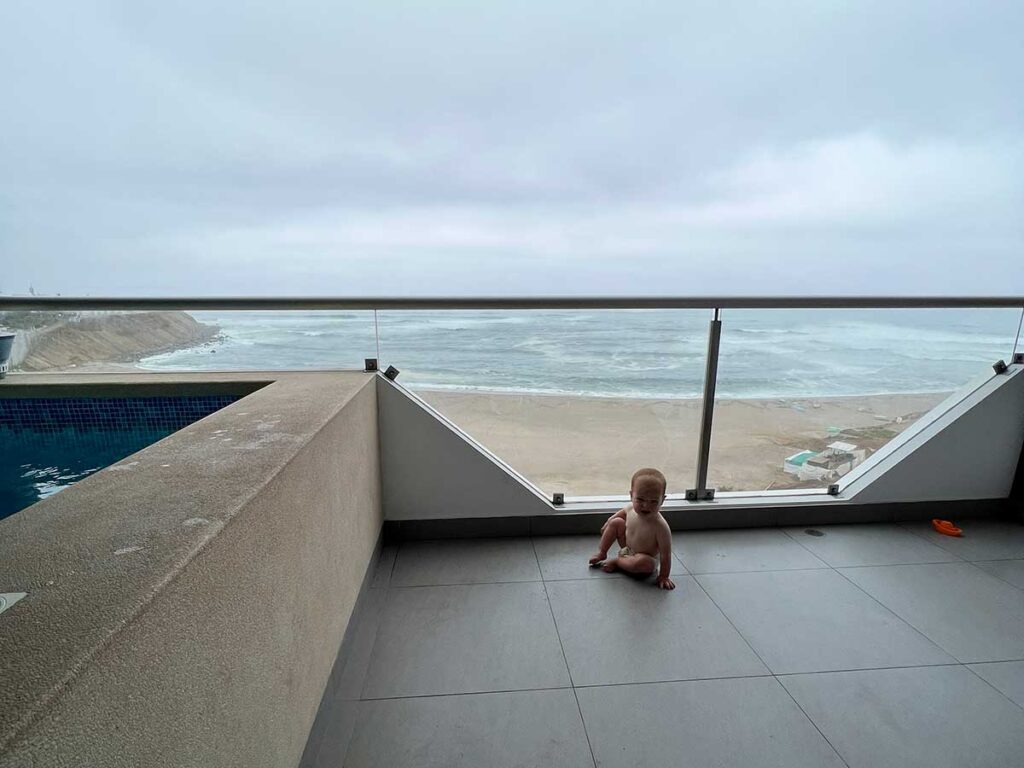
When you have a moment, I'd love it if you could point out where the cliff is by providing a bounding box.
[5,312,219,371]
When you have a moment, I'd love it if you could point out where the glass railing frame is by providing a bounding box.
[4,296,1023,506]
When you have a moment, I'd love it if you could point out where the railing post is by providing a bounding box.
[687,308,722,501]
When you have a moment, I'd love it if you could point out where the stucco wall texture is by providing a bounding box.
[0,373,382,768]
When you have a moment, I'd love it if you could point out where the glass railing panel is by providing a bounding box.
[706,307,1023,493]
[377,309,710,498]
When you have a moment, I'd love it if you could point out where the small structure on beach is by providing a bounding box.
[783,450,816,475]
[784,441,868,482]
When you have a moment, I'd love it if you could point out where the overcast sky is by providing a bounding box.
[2,1,1022,296]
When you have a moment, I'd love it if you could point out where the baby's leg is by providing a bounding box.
[614,553,657,576]
[589,517,627,565]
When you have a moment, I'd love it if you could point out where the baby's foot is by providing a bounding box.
[601,558,619,573]
[589,551,607,567]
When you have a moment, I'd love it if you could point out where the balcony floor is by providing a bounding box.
[307,519,1024,767]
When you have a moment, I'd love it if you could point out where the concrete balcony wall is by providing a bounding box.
[842,366,1024,503]
[377,376,551,520]
[0,372,381,768]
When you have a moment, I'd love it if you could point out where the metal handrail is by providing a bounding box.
[1,296,1023,311]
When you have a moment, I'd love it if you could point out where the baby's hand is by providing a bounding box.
[656,575,676,590]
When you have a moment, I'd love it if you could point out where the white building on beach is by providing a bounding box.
[784,441,869,482]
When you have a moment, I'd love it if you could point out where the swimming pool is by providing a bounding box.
[0,395,240,519]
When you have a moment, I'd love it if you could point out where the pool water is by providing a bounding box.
[0,395,239,520]
[1,427,175,518]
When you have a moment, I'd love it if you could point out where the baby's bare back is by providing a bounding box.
[624,508,663,556]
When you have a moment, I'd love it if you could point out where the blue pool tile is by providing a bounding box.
[0,395,240,519]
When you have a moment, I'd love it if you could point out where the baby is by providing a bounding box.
[589,467,676,590]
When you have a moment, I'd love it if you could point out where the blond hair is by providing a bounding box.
[631,467,667,495]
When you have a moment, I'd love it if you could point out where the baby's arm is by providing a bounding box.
[655,522,675,590]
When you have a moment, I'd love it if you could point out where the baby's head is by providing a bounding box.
[630,467,667,516]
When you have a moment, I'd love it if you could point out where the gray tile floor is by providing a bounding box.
[306,519,1024,768]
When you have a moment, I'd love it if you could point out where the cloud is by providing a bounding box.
[163,132,1021,253]
[675,133,1024,227]
[1,2,1022,296]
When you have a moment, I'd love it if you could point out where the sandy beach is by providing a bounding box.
[415,389,949,496]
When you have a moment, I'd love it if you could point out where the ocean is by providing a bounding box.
[141,308,1023,400]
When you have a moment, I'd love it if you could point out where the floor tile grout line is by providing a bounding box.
[768,527,829,568]
[672,548,692,575]
[961,663,1024,716]
[571,664,969,689]
[388,578,546,589]
[826,559,966,569]
[688,565,832,575]
[895,521,969,561]
[962,559,1024,593]
[530,537,599,768]
[784,522,976,565]
[573,673,777,690]
[569,662,998,687]
[681,520,960,571]
[780,523,965,569]
[773,676,852,768]
[567,659,990,688]
[684,560,978,574]
[780,526,837,567]
[689,574,773,675]
[386,540,401,585]
[770,660,987,677]
[783,525,1024,587]
[780,525,966,664]
[829,563,964,663]
[416,531,1018,575]
[688,570,852,768]
[352,584,573,701]
[356,573,396,702]
[355,575,557,700]
[354,656,1024,702]
[369,540,1024,655]
[360,684,576,702]
[537,560,966,581]
[339,551,398,767]
[667,533,692,575]
[771,674,852,768]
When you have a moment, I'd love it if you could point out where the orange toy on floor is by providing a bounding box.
[931,519,962,537]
